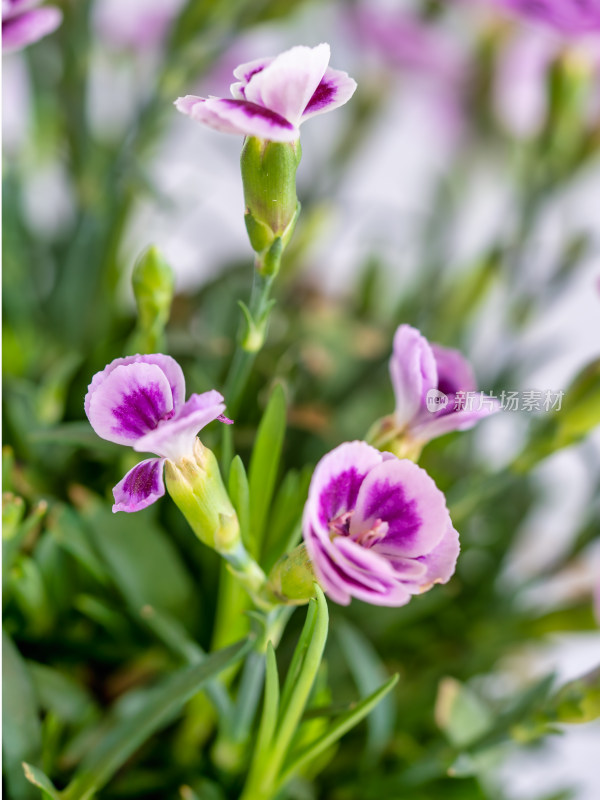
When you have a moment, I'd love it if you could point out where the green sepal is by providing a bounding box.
[165,439,240,555]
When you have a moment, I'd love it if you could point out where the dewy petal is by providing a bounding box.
[410,396,500,444]
[86,363,174,447]
[2,6,62,51]
[413,523,460,591]
[85,354,185,419]
[351,458,450,557]
[134,390,226,460]
[300,66,358,122]
[178,96,299,141]
[243,43,331,126]
[390,325,438,428]
[305,441,384,534]
[112,457,165,513]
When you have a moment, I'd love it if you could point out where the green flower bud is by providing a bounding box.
[267,543,317,605]
[165,441,272,607]
[165,439,240,555]
[240,136,302,276]
[130,246,175,353]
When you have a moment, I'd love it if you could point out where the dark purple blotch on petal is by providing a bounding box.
[319,467,366,527]
[122,460,161,499]
[219,99,295,129]
[358,477,421,549]
[304,76,337,114]
[112,382,172,438]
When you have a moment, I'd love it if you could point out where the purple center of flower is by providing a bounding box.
[318,467,365,525]
[359,477,422,548]
[112,382,173,438]
[329,509,389,547]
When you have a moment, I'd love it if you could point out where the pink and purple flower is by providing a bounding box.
[175,43,357,142]
[487,0,600,36]
[388,324,499,450]
[2,0,62,52]
[302,441,459,606]
[85,354,231,513]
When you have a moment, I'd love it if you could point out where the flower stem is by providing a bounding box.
[224,269,276,418]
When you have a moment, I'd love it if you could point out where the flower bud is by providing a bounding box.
[240,136,302,276]
[164,439,240,555]
[130,246,175,353]
[267,543,317,605]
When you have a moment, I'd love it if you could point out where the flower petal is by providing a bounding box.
[300,66,358,122]
[134,390,226,460]
[86,362,174,447]
[112,457,165,512]
[243,43,331,126]
[85,354,185,418]
[2,6,62,51]
[414,523,460,591]
[410,395,500,443]
[230,56,274,98]
[351,458,451,557]
[390,325,437,428]
[431,343,477,395]
[305,441,383,535]
[176,95,298,141]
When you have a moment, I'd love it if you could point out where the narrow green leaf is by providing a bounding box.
[335,619,396,757]
[240,589,328,800]
[22,763,60,800]
[248,384,286,559]
[261,466,311,572]
[3,632,43,800]
[228,455,250,546]
[256,642,280,755]
[270,587,328,776]
[61,639,251,800]
[279,596,317,717]
[279,674,399,788]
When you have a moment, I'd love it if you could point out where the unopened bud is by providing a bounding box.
[131,246,175,353]
[165,439,240,554]
[267,543,317,605]
[240,136,301,276]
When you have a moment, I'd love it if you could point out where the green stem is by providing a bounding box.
[224,269,276,418]
[213,606,293,773]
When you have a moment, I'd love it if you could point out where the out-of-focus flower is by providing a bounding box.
[349,4,468,142]
[302,441,459,606]
[370,325,499,458]
[494,29,560,136]
[494,29,600,138]
[354,5,465,80]
[2,0,62,52]
[85,354,231,513]
[175,43,357,143]
[92,0,185,50]
[487,0,600,36]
